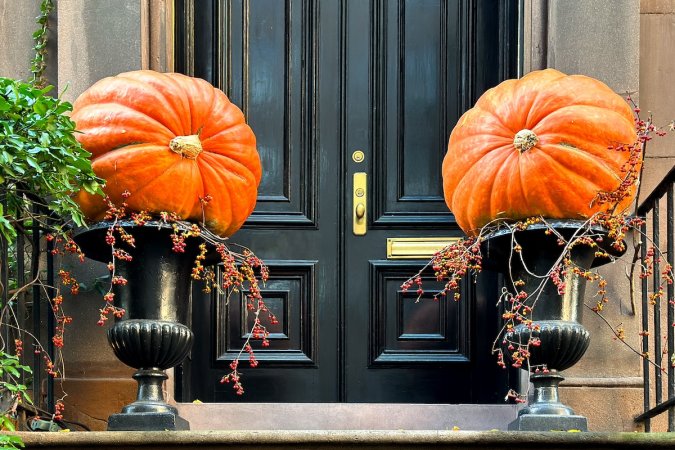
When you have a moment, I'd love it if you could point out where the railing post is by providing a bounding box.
[31,205,42,409]
[641,218,651,432]
[653,203,662,408]
[635,166,675,431]
[667,185,674,431]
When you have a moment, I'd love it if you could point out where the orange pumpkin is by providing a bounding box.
[71,70,261,237]
[443,68,638,235]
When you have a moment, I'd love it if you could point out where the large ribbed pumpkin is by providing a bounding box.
[443,68,638,235]
[71,70,261,237]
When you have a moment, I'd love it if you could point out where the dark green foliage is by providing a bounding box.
[0,78,103,240]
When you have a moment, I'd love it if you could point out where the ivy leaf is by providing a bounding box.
[25,156,42,173]
[32,99,47,115]
[3,366,20,378]
[38,132,50,147]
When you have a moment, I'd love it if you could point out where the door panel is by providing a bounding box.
[185,0,339,402]
[372,0,462,225]
[178,0,518,404]
[224,0,317,225]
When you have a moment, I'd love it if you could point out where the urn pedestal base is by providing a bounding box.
[509,414,588,432]
[106,320,194,431]
[508,372,588,431]
[108,412,190,431]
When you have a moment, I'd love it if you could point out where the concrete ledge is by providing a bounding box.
[176,403,520,431]
[13,430,675,449]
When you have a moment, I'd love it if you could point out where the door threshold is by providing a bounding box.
[176,403,520,431]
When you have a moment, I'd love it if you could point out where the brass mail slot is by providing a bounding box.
[386,237,460,259]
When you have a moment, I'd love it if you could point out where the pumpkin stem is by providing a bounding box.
[513,129,539,153]
[170,135,202,159]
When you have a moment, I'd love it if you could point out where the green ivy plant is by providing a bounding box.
[31,0,54,89]
[0,351,31,448]
[0,0,103,439]
[0,78,103,241]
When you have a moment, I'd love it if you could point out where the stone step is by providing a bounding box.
[14,430,675,449]
[176,403,520,431]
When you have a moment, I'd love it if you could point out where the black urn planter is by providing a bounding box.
[481,220,624,431]
[74,222,202,431]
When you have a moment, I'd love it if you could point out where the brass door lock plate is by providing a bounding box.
[353,172,367,235]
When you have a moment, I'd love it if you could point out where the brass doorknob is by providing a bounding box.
[355,203,365,219]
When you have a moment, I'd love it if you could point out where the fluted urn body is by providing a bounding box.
[74,222,200,431]
[481,221,623,431]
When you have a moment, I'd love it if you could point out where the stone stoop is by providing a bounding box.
[175,403,521,431]
[13,430,675,449]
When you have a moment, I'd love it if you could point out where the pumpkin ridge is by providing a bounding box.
[117,72,192,135]
[201,142,260,183]
[495,149,530,220]
[110,155,177,197]
[180,162,203,218]
[131,159,201,218]
[539,144,620,189]
[455,146,513,232]
[201,147,256,176]
[91,144,178,192]
[556,141,623,178]
[525,74,631,127]
[73,102,176,143]
[535,104,634,131]
[523,70,568,126]
[198,151,256,187]
[191,81,217,136]
[522,148,601,217]
[162,73,216,136]
[477,104,519,135]
[490,149,522,220]
[158,72,194,135]
[448,122,514,146]
[534,107,635,170]
[443,137,510,202]
[198,156,235,233]
[134,158,197,197]
[78,76,185,136]
[201,123,258,146]
[198,97,247,141]
[518,151,566,219]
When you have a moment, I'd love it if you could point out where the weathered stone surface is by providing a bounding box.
[177,403,519,431]
[639,1,675,202]
[0,0,41,80]
[560,386,645,432]
[547,0,640,93]
[58,378,136,431]
[13,430,675,449]
[641,0,675,14]
[57,0,143,101]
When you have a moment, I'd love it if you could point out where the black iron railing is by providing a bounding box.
[635,165,675,432]
[0,202,56,420]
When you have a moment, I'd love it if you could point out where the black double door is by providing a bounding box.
[177,0,518,403]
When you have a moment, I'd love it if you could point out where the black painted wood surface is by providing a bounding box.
[176,0,519,404]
